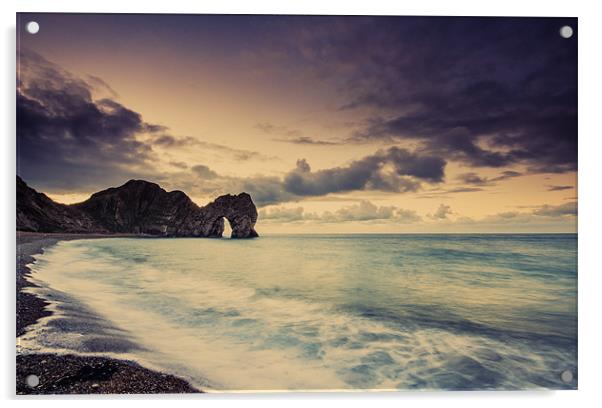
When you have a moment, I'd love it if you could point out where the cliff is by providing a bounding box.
[16,177,259,238]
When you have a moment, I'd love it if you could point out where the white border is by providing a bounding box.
[2,1,601,407]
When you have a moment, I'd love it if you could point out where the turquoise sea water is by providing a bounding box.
[20,234,577,391]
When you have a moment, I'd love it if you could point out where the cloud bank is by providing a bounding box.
[270,17,577,173]
[187,146,446,206]
[17,50,162,191]
[17,50,276,193]
[260,201,421,223]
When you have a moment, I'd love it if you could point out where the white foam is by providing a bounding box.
[20,238,576,391]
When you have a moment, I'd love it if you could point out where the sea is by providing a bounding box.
[18,234,577,391]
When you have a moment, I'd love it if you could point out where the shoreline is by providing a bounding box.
[16,231,202,394]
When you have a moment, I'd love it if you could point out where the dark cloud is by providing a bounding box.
[280,17,577,173]
[191,164,218,179]
[274,136,340,146]
[152,135,196,147]
[457,170,523,186]
[457,172,491,186]
[17,49,162,191]
[188,147,445,206]
[429,170,523,196]
[16,50,279,195]
[445,187,483,194]
[493,171,523,181]
[533,202,577,217]
[546,185,573,192]
[283,147,445,196]
[415,185,484,199]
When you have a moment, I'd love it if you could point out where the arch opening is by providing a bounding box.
[222,217,233,238]
[208,216,235,238]
[207,212,258,239]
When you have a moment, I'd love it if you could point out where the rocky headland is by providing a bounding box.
[17,176,259,238]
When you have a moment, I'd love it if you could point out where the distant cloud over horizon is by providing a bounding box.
[430,204,454,220]
[258,199,577,232]
[260,200,421,224]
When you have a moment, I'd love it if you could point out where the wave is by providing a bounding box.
[19,237,577,390]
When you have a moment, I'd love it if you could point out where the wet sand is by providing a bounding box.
[16,231,201,394]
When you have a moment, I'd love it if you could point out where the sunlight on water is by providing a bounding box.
[19,234,577,391]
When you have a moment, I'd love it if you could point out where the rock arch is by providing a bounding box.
[200,193,259,238]
[17,177,260,238]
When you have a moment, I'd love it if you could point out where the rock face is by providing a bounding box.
[17,176,102,233]
[16,177,259,238]
[198,193,259,239]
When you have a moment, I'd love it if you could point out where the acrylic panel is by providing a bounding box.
[16,13,577,394]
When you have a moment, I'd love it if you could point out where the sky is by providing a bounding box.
[16,13,577,233]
